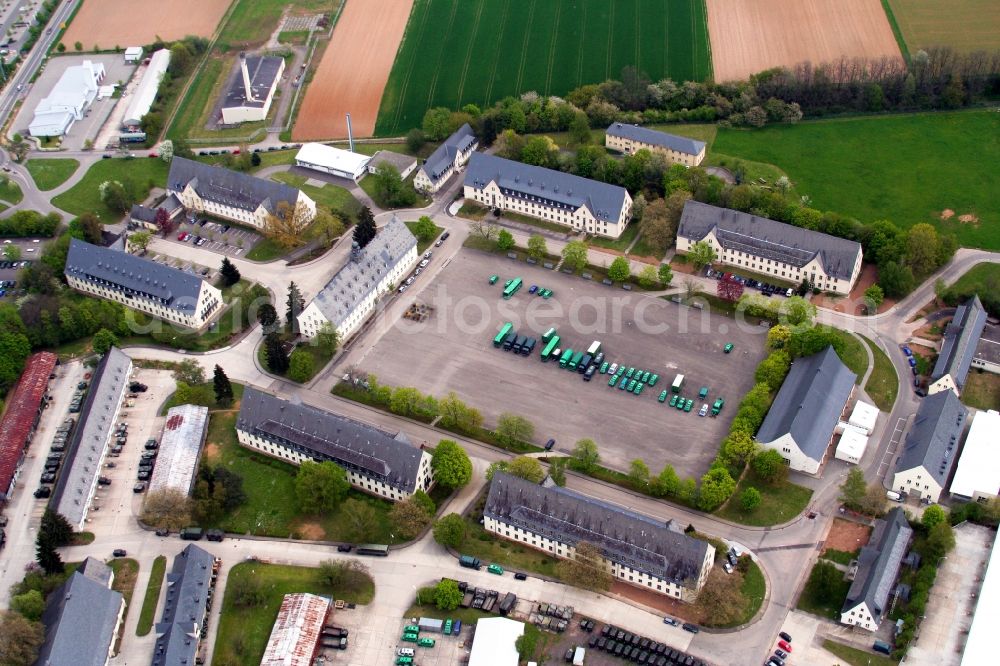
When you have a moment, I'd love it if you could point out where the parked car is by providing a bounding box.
[544,438,555,451]
[337,544,352,552]
[514,572,527,580]
[682,623,700,634]
[113,549,127,557]
[34,487,51,498]
[133,482,146,493]
[778,631,792,643]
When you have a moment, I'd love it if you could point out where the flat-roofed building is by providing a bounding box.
[148,404,209,495]
[950,409,1000,503]
[835,426,869,465]
[972,322,1000,375]
[0,352,57,500]
[65,239,223,330]
[220,53,285,124]
[468,617,524,666]
[29,59,106,136]
[236,387,433,502]
[51,347,132,530]
[261,593,331,666]
[892,390,968,503]
[124,47,143,63]
[295,142,371,181]
[840,508,913,631]
[484,472,714,601]
[756,346,857,474]
[930,296,988,396]
[676,201,863,295]
[464,153,632,239]
[168,156,316,230]
[961,528,1000,665]
[413,123,478,193]
[298,216,416,342]
[846,400,879,435]
[605,122,707,166]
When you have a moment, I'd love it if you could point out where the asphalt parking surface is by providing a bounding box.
[170,218,261,258]
[360,249,767,479]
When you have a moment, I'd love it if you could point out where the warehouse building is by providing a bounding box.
[29,59,106,136]
[468,617,525,666]
[122,48,170,129]
[892,390,968,503]
[961,528,1000,665]
[51,347,132,530]
[148,404,209,495]
[65,239,223,330]
[298,216,416,342]
[413,123,478,193]
[152,545,218,666]
[484,472,714,601]
[221,52,285,124]
[949,409,1000,503]
[605,122,707,166]
[930,296,988,396]
[840,508,912,631]
[0,352,57,501]
[295,142,372,181]
[236,387,433,502]
[261,593,331,666]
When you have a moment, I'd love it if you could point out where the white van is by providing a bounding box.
[397,648,415,656]
[886,490,903,502]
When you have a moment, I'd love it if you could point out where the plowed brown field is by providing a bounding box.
[292,0,413,140]
[706,0,901,82]
[61,0,231,49]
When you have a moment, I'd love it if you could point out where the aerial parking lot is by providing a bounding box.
[361,249,767,479]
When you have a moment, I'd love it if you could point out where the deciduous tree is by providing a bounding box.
[608,256,631,282]
[571,438,600,472]
[740,487,762,512]
[341,497,379,542]
[694,569,748,626]
[390,496,433,539]
[287,348,315,382]
[91,328,118,355]
[141,488,193,531]
[653,464,680,497]
[497,412,534,445]
[431,440,472,489]
[751,449,788,484]
[698,466,736,511]
[505,456,545,484]
[658,263,673,286]
[437,392,482,433]
[432,513,467,549]
[628,458,650,488]
[128,230,152,253]
[433,578,463,610]
[561,240,588,272]
[766,324,791,350]
[264,200,310,249]
[717,274,744,302]
[173,358,206,385]
[410,216,438,242]
[687,240,716,270]
[294,460,350,513]
[840,468,867,510]
[315,321,339,357]
[921,505,947,531]
[556,541,612,592]
[496,229,515,252]
[0,611,45,666]
[9,590,45,622]
[317,559,371,593]
[527,234,547,260]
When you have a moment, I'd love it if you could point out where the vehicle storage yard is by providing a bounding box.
[360,249,767,479]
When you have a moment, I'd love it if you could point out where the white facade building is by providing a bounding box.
[840,508,912,631]
[892,390,968,503]
[298,216,417,342]
[464,153,632,239]
[148,404,209,495]
[413,123,478,193]
[295,142,371,181]
[122,48,170,128]
[65,239,223,330]
[29,59,106,136]
[220,53,285,124]
[605,122,707,166]
[835,427,869,465]
[949,409,1000,503]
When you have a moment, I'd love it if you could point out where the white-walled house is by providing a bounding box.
[929,296,987,396]
[840,508,912,631]
[298,216,417,342]
[463,153,632,239]
[236,387,433,502]
[413,123,478,193]
[605,122,706,166]
[891,390,968,503]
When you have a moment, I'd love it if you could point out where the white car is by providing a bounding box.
[698,404,709,417]
[405,277,414,285]
[424,251,432,259]
[608,363,619,375]
[419,259,429,268]
[723,562,733,574]
[397,285,407,293]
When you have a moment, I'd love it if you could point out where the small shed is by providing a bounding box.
[124,47,144,63]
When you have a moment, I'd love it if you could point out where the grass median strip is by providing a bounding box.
[860,334,899,411]
[136,555,166,636]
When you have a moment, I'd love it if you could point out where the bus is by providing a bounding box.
[569,351,584,370]
[356,544,390,556]
[502,278,522,299]
[559,348,574,368]
[671,374,685,393]
[541,335,560,361]
[541,327,556,343]
[493,322,513,347]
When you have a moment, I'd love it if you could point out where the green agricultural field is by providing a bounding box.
[376,0,712,135]
[712,111,1000,249]
[51,158,169,222]
[887,0,1000,53]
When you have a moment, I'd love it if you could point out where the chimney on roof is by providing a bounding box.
[240,52,255,103]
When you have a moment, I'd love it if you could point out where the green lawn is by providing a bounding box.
[861,335,899,411]
[202,410,402,542]
[712,111,1000,249]
[796,562,851,619]
[109,558,139,651]
[270,171,363,218]
[376,0,712,134]
[738,559,766,624]
[939,262,1000,316]
[716,470,813,526]
[405,220,443,254]
[589,223,639,251]
[51,158,169,222]
[822,639,899,666]
[136,555,166,636]
[219,0,336,47]
[962,371,1000,412]
[161,382,245,415]
[245,238,287,261]
[357,172,429,210]
[821,548,859,566]
[213,561,373,666]
[821,326,869,383]
[25,158,79,191]
[0,176,23,204]
[458,499,561,578]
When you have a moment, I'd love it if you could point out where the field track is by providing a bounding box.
[887,0,1000,53]
[61,0,231,49]
[292,0,414,140]
[706,0,900,82]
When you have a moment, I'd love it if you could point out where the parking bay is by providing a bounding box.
[361,250,767,480]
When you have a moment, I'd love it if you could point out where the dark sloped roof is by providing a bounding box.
[130,203,158,223]
[224,55,282,110]
[168,156,300,215]
[933,296,987,388]
[843,508,912,618]
[421,123,478,183]
[484,472,711,588]
[757,346,857,461]
[678,201,862,280]
[465,153,629,223]
[370,150,417,173]
[894,389,967,487]
[237,387,425,493]
[152,545,216,666]
[65,239,206,314]
[606,123,706,156]
[0,352,56,500]
[38,558,123,666]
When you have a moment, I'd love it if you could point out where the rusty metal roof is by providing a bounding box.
[0,352,57,499]
[260,593,331,666]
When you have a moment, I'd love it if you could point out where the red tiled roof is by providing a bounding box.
[0,352,57,499]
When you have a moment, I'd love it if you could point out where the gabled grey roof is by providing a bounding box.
[894,389,967,487]
[224,55,283,109]
[78,556,114,587]
[168,156,300,215]
[606,123,706,156]
[678,201,862,280]
[37,558,123,666]
[152,545,216,666]
[130,203,158,223]
[370,150,417,173]
[756,346,857,461]
[843,508,912,618]
[236,387,425,493]
[465,153,629,223]
[484,472,712,588]
[52,347,131,528]
[65,239,206,314]
[310,216,416,327]
[933,296,987,388]
[421,123,478,184]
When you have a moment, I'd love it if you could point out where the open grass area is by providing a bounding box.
[25,158,79,191]
[405,220,443,254]
[161,382,245,415]
[376,0,712,134]
[962,371,1000,412]
[712,111,1000,249]
[886,0,1000,53]
[109,558,139,651]
[796,562,851,619]
[245,238,286,261]
[357,172,429,210]
[213,561,373,666]
[0,176,22,204]
[716,470,813,526]
[739,559,766,624]
[136,555,166,636]
[861,334,900,411]
[270,171,363,217]
[820,326,869,383]
[202,410,402,542]
[822,638,899,666]
[460,497,561,578]
[821,548,860,566]
[218,0,335,48]
[589,223,639,251]
[51,157,168,222]
[939,261,1000,317]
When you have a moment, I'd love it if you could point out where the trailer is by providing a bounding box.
[540,335,560,361]
[671,374,685,393]
[502,278,522,299]
[542,327,557,343]
[418,617,444,633]
[493,322,514,347]
[587,341,602,356]
[499,592,517,616]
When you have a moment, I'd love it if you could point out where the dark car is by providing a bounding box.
[34,487,51,498]
[133,482,146,493]
[144,441,159,450]
[544,438,555,451]
[441,231,450,240]
[564,648,574,662]
[336,544,352,552]
[682,623,700,634]
[40,472,56,483]
[514,572,527,580]
[778,631,792,643]
[97,477,111,486]
[112,549,127,557]
[155,527,169,536]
